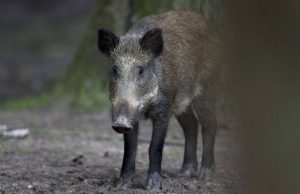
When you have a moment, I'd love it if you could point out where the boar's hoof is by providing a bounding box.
[179,164,197,177]
[114,175,133,189]
[146,172,162,190]
[199,167,215,182]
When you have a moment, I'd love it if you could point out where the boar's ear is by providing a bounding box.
[140,28,163,57]
[98,28,119,56]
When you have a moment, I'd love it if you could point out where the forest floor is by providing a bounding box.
[0,108,246,194]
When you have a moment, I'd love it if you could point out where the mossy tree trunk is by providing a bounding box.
[63,0,222,108]
[62,0,130,108]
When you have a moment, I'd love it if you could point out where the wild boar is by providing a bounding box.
[97,10,219,189]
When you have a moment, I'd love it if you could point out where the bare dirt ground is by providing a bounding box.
[0,109,245,194]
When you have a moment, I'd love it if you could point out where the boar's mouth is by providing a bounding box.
[112,125,133,134]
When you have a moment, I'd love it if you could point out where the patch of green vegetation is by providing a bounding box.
[1,94,47,109]
[0,88,60,110]
[0,81,109,112]
[68,86,109,113]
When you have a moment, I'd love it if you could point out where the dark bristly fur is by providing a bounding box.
[97,10,219,190]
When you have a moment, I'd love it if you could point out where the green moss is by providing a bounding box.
[0,89,60,110]
[69,86,109,113]
[0,86,108,113]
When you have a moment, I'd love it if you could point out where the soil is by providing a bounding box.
[0,109,245,194]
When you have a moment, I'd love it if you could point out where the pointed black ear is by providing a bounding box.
[98,28,119,56]
[140,28,163,57]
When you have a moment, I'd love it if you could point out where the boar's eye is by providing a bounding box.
[137,66,144,78]
[111,65,118,77]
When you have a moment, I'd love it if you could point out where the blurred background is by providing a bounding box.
[0,0,221,111]
[0,0,93,99]
[0,0,299,194]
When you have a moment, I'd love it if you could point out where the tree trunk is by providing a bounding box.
[64,0,130,89]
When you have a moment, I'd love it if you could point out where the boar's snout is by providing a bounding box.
[111,100,140,134]
[112,116,133,133]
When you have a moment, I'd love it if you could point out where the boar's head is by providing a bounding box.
[98,28,163,133]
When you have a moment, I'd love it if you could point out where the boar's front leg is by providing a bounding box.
[147,109,169,190]
[116,123,138,188]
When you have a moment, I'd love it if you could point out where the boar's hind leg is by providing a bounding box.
[176,107,199,177]
[194,93,217,181]
[116,123,139,188]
